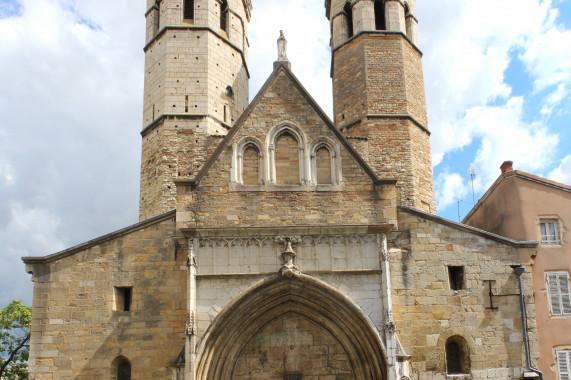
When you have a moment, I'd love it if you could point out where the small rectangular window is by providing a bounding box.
[448,266,464,291]
[540,220,560,245]
[114,287,132,312]
[557,350,571,380]
[283,373,302,380]
[547,272,571,316]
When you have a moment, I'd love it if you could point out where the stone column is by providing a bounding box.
[353,0,375,34]
[379,234,398,380]
[385,0,406,33]
[185,238,198,380]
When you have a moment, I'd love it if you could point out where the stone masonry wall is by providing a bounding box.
[26,216,186,380]
[140,0,250,221]
[391,209,539,379]
[232,313,355,379]
[140,118,224,221]
[333,33,435,212]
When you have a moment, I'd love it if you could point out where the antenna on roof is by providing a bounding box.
[470,168,476,205]
[451,196,469,223]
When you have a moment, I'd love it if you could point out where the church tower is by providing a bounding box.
[139,0,252,220]
[326,0,436,213]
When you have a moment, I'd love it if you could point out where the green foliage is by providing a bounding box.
[0,300,31,380]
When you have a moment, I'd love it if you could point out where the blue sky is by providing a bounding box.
[0,0,570,306]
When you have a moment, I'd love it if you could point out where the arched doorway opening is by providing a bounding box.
[196,275,387,379]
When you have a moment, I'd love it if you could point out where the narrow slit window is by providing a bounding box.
[344,3,353,38]
[220,0,229,32]
[185,95,189,113]
[374,0,386,30]
[448,266,464,290]
[184,0,194,20]
[114,287,132,312]
[153,1,160,34]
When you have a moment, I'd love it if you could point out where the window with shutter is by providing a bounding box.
[547,273,571,316]
[557,351,570,380]
[540,220,560,245]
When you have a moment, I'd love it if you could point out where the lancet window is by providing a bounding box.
[374,0,386,30]
[220,0,229,32]
[445,336,470,375]
[275,131,301,185]
[184,0,194,21]
[344,3,354,38]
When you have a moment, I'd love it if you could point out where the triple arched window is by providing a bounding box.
[231,124,343,190]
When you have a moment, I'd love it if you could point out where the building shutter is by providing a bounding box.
[559,274,571,314]
[557,351,570,380]
[548,273,564,315]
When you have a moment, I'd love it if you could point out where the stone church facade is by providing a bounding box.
[23,1,542,379]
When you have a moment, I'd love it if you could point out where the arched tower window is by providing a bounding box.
[344,3,354,38]
[275,131,300,185]
[220,0,229,32]
[374,0,386,30]
[242,144,260,186]
[183,0,194,21]
[315,146,333,184]
[151,0,161,35]
[445,336,470,375]
[112,356,131,380]
[404,2,411,16]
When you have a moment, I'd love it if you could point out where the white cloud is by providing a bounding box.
[464,97,559,191]
[420,0,570,213]
[248,0,332,115]
[550,155,571,185]
[0,0,144,306]
[0,204,66,305]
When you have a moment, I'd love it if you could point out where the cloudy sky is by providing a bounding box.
[1,0,570,307]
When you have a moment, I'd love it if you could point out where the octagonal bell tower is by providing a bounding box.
[140,0,252,220]
[326,0,435,213]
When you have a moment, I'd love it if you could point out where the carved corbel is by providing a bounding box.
[275,236,302,278]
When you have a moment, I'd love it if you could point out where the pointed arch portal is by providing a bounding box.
[196,275,387,379]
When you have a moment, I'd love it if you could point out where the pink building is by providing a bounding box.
[464,161,571,380]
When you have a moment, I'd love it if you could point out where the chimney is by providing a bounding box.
[500,160,513,174]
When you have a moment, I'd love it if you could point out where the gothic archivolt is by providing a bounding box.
[196,274,387,380]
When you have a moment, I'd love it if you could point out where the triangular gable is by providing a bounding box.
[183,61,396,188]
